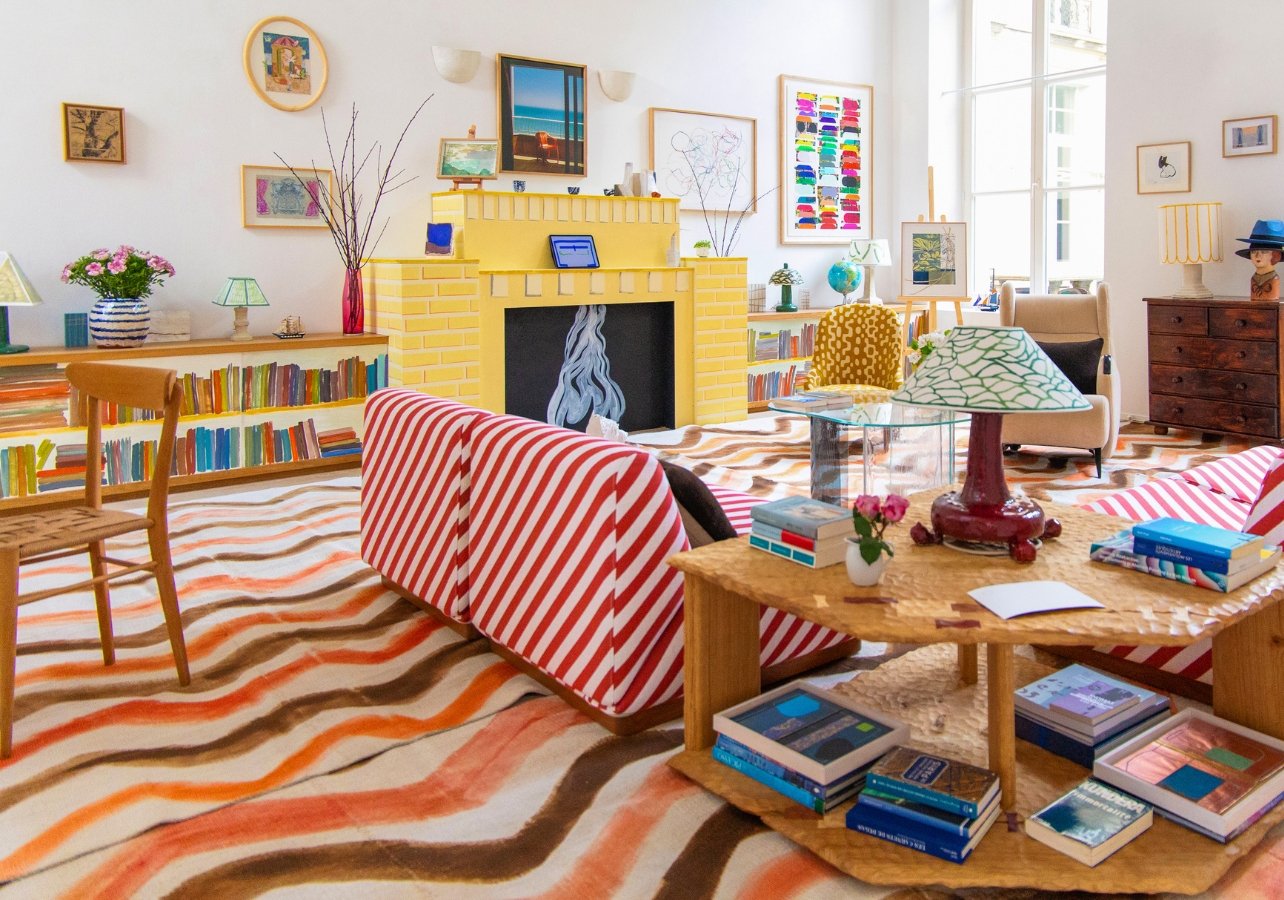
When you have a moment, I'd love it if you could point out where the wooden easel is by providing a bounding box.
[449,124,486,191]
[898,166,967,343]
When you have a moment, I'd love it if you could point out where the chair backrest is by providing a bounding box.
[998,281,1112,357]
[808,304,902,389]
[64,362,181,521]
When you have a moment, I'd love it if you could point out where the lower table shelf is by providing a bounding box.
[670,644,1284,894]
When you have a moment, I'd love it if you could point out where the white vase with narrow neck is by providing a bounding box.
[846,537,890,586]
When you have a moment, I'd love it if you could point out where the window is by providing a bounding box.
[967,0,1107,294]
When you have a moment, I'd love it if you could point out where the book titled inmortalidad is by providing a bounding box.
[1025,779,1152,866]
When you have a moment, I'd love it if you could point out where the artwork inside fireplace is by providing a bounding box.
[504,301,675,431]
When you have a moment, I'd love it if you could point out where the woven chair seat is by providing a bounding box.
[0,508,150,558]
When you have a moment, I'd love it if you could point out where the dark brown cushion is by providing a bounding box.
[1035,337,1103,398]
[659,460,737,546]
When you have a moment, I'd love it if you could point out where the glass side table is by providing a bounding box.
[768,400,966,504]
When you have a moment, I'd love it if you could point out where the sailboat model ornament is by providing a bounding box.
[274,315,306,339]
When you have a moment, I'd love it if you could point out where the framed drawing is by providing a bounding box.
[498,54,586,176]
[1223,115,1277,158]
[61,103,124,163]
[242,16,328,112]
[900,221,968,298]
[649,107,757,214]
[241,165,333,229]
[438,138,500,180]
[1136,141,1191,194]
[779,75,872,244]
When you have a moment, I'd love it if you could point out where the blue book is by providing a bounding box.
[856,786,991,837]
[1015,708,1171,768]
[714,734,856,798]
[1024,779,1152,865]
[748,496,854,540]
[865,746,999,819]
[1130,535,1263,574]
[1131,517,1263,560]
[845,798,1000,863]
[711,745,863,813]
[747,533,844,568]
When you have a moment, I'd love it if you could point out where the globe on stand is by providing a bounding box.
[827,259,864,304]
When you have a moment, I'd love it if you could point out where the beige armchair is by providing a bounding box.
[998,282,1120,476]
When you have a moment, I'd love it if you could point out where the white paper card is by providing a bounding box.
[967,581,1104,620]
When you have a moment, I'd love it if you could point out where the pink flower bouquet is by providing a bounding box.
[851,493,908,564]
[61,245,175,299]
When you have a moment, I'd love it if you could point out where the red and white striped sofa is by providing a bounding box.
[361,390,855,732]
[1060,444,1282,702]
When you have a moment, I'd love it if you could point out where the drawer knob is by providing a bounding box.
[1238,382,1248,390]
[1173,407,1184,414]
[1237,319,1248,327]
[1238,351,1248,359]
[1171,376,1183,384]
[1170,316,1183,324]
[1236,416,1247,424]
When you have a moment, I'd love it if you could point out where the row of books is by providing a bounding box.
[748,324,816,363]
[747,496,854,568]
[1090,517,1281,593]
[746,364,807,404]
[771,389,852,412]
[0,439,56,498]
[66,355,389,425]
[0,365,70,436]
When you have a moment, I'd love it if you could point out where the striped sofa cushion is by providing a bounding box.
[360,390,488,623]
[1177,444,1282,504]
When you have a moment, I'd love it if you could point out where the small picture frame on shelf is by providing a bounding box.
[1136,141,1191,194]
[437,138,499,181]
[61,103,125,163]
[1223,115,1277,158]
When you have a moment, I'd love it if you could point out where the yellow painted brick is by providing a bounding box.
[700,386,738,400]
[447,316,478,329]
[394,368,425,385]
[465,365,480,379]
[402,317,437,333]
[463,264,480,278]
[715,289,747,302]
[430,298,472,314]
[695,275,724,290]
[385,298,431,315]
[371,264,426,281]
[400,350,443,368]
[710,263,739,275]
[422,331,465,348]
[427,381,460,397]
[716,372,744,385]
[440,348,477,364]
[722,274,748,288]
[387,333,424,351]
[695,360,724,374]
[421,264,466,280]
[424,365,467,381]
[437,282,479,297]
[396,282,439,298]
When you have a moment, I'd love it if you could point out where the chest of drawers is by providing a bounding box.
[1146,296,1284,440]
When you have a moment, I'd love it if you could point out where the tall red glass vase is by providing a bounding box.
[342,267,365,335]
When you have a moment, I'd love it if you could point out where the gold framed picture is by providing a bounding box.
[241,164,334,229]
[62,103,125,163]
[1223,115,1278,158]
[242,16,328,112]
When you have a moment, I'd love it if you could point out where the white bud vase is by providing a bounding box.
[89,297,150,347]
[846,536,890,586]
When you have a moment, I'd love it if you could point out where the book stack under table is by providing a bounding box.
[748,496,854,568]
[1091,516,1281,593]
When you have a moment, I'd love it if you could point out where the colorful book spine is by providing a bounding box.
[1130,536,1239,573]
[714,735,833,798]
[855,788,976,837]
[711,746,844,814]
[1130,517,1261,559]
[844,803,979,864]
[1091,538,1235,592]
[864,773,980,819]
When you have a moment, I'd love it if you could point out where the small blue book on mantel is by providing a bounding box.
[1131,517,1264,560]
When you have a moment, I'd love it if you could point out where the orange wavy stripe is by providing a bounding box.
[64,696,579,898]
[16,581,387,687]
[737,845,842,900]
[0,661,526,881]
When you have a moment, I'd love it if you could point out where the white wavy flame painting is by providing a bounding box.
[547,304,625,428]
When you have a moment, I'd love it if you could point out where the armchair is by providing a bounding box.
[807,303,902,393]
[998,282,1121,476]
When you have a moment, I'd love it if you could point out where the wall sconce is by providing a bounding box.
[598,70,636,102]
[432,47,481,84]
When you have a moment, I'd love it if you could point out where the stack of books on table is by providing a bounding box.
[748,496,854,568]
[1024,778,1153,866]
[1015,664,1171,768]
[711,682,908,814]
[1090,517,1281,593]
[845,746,1001,863]
[1094,708,1284,843]
[771,389,852,412]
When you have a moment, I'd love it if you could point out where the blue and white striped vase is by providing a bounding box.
[88,297,150,348]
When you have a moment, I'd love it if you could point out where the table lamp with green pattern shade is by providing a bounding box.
[213,277,270,342]
[891,325,1089,561]
[770,262,803,313]
[0,253,41,354]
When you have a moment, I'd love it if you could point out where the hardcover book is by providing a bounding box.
[1025,779,1152,867]
[714,734,859,798]
[749,496,855,541]
[856,785,997,837]
[1130,534,1268,575]
[713,682,908,785]
[1047,680,1141,726]
[1130,517,1264,560]
[711,745,866,813]
[1016,708,1172,769]
[1016,664,1164,740]
[865,746,999,819]
[845,799,1000,864]
[1090,529,1281,593]
[748,533,846,568]
[1094,708,1284,839]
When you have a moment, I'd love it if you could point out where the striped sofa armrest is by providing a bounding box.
[360,389,491,625]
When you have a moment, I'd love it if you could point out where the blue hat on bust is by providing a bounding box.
[1235,219,1284,258]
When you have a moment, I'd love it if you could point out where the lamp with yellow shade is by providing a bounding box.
[0,253,41,354]
[1159,201,1222,299]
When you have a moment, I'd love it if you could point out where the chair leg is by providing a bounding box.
[148,525,190,686]
[1093,447,1103,479]
[87,540,115,666]
[1,548,19,759]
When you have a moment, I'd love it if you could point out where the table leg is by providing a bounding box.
[811,417,845,505]
[1212,603,1284,740]
[683,573,762,751]
[986,643,1016,811]
[957,645,978,685]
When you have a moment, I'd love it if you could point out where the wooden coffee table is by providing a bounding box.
[667,489,1284,893]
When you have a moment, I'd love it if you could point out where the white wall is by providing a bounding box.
[1106,0,1284,417]
[1,0,897,348]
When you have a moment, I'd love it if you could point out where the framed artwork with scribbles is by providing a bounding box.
[1137,141,1191,194]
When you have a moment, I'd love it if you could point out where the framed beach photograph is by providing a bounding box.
[900,221,968,298]
[1136,141,1191,194]
[242,16,328,112]
[1223,115,1277,158]
[498,54,586,176]
[779,75,873,244]
[241,164,333,229]
[61,103,124,163]
[437,138,500,180]
[649,108,757,214]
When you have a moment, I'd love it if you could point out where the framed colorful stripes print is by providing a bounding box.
[779,75,872,244]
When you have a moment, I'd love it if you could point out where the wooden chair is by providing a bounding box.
[0,362,188,758]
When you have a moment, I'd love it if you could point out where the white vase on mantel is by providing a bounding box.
[88,297,150,348]
[846,537,890,586]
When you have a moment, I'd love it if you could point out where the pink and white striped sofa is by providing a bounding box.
[360,390,854,732]
[1059,444,1282,702]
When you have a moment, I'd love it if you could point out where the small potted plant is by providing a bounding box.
[61,246,175,348]
[847,493,908,586]
[906,329,950,370]
[693,239,712,258]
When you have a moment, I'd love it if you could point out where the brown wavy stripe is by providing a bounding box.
[654,804,767,900]
[168,483,357,514]
[164,730,677,897]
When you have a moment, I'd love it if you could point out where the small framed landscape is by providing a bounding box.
[1223,115,1277,158]
[1136,141,1191,194]
[900,220,968,298]
[61,103,125,163]
[241,165,333,229]
[437,138,499,181]
[242,15,328,112]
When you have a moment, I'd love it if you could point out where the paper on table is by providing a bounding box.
[967,581,1105,620]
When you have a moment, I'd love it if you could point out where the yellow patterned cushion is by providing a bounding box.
[808,305,902,390]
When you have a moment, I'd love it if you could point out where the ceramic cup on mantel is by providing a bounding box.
[512,180,526,193]
[88,297,151,348]
[567,186,581,195]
